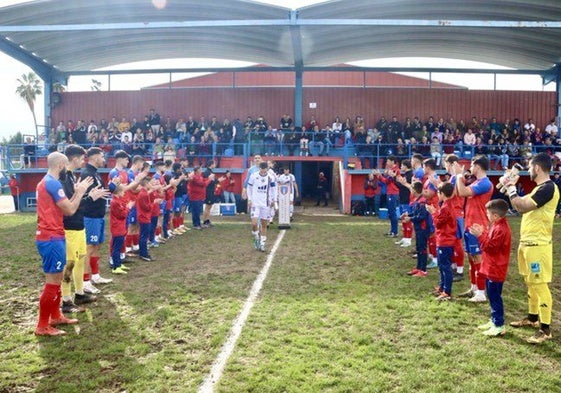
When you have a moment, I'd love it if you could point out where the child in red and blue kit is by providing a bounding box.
[404,182,430,277]
[110,184,133,274]
[469,199,512,336]
[427,182,457,301]
[137,177,155,262]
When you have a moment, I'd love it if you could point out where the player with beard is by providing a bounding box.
[34,152,93,336]
[506,153,560,344]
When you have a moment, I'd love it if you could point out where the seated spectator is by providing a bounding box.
[99,135,113,160]
[163,143,176,162]
[299,131,310,156]
[121,135,133,155]
[442,133,456,155]
[132,134,145,156]
[417,136,431,157]
[430,136,442,167]
[284,126,300,156]
[263,126,277,156]
[496,137,509,170]
[153,137,165,160]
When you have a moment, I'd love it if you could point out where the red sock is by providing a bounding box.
[402,221,413,238]
[475,263,486,290]
[173,217,179,229]
[126,235,133,248]
[50,286,63,320]
[454,240,464,267]
[37,283,59,328]
[428,236,436,256]
[90,256,100,275]
[83,273,90,281]
[133,234,139,247]
[468,260,477,284]
[155,226,161,236]
[180,216,185,226]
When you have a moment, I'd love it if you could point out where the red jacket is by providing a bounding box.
[165,187,175,210]
[377,165,400,195]
[364,177,379,198]
[137,188,152,224]
[222,177,235,193]
[188,173,211,202]
[150,190,161,217]
[8,178,18,196]
[433,200,457,247]
[110,195,129,236]
[478,217,512,282]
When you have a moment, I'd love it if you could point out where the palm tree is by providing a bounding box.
[16,72,42,140]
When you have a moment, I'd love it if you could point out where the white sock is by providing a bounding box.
[456,266,464,274]
[260,235,266,245]
[132,245,139,251]
[120,253,126,259]
[62,295,72,302]
[476,289,486,297]
[471,284,477,291]
[92,273,100,280]
[126,247,131,253]
[252,230,259,239]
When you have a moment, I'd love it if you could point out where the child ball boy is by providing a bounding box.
[403,182,430,277]
[469,199,512,336]
[109,184,134,274]
[137,176,155,262]
[426,182,457,301]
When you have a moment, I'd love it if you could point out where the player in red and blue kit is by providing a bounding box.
[453,155,494,303]
[35,152,92,336]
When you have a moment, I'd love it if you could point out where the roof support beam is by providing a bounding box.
[542,64,561,85]
[66,66,546,77]
[290,11,304,127]
[0,36,65,82]
[2,20,561,32]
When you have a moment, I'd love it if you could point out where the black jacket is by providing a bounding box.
[81,164,107,218]
[62,170,85,230]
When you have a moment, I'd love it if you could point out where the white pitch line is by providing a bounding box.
[198,230,287,393]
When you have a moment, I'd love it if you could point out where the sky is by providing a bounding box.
[0,0,556,141]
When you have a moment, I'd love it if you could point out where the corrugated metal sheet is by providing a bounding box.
[53,88,556,131]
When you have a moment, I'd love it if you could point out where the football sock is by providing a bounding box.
[37,283,58,328]
[90,256,100,275]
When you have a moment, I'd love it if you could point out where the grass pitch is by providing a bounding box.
[1,212,560,392]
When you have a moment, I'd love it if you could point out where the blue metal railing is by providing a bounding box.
[0,133,544,171]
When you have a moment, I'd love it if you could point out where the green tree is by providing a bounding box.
[15,72,42,140]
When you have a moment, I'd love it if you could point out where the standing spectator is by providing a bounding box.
[315,171,329,207]
[364,171,379,217]
[34,152,92,336]
[187,165,213,230]
[202,160,222,227]
[469,199,512,336]
[8,174,19,211]
[221,170,236,204]
[507,153,559,343]
[148,108,161,134]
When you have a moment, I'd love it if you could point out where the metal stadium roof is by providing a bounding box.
[1,0,561,80]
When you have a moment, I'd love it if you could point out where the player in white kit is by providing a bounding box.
[277,166,299,219]
[247,161,277,251]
